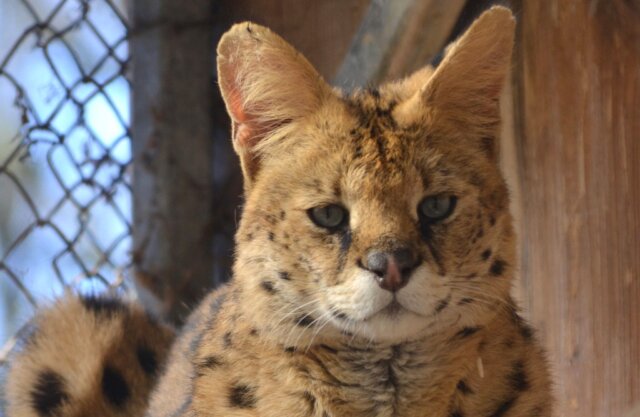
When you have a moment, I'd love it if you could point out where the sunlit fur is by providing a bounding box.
[2,7,553,417]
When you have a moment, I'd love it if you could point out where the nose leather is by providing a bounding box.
[363,248,418,292]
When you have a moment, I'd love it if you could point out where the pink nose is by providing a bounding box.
[363,248,419,292]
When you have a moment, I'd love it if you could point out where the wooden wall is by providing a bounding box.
[509,1,640,416]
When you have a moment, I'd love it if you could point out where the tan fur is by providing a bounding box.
[2,295,174,417]
[2,6,552,417]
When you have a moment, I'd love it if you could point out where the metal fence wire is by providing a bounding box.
[0,0,131,340]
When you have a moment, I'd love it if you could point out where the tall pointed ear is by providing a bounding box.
[399,6,515,160]
[217,22,333,188]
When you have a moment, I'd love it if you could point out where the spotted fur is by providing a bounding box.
[2,295,174,417]
[2,6,552,417]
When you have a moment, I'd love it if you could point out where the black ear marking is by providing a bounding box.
[101,366,130,408]
[31,370,69,416]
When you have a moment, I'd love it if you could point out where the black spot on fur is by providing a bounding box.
[280,210,286,220]
[490,259,507,276]
[136,347,158,376]
[367,87,381,99]
[284,346,296,353]
[202,355,223,368]
[455,326,482,339]
[31,370,69,416]
[302,391,316,412]
[101,366,130,408]
[458,298,474,305]
[279,271,291,281]
[481,249,492,261]
[481,137,496,159]
[354,144,363,158]
[509,361,530,391]
[520,322,535,341]
[260,280,276,294]
[228,384,257,408]
[509,307,535,343]
[264,213,279,225]
[80,295,125,317]
[250,328,259,336]
[457,379,473,395]
[223,331,233,348]
[295,315,315,327]
[450,411,465,417]
[489,396,517,417]
[435,295,451,313]
[268,232,275,241]
[489,215,496,226]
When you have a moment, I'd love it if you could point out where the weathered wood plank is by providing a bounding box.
[510,1,640,416]
[131,0,216,323]
[335,0,465,87]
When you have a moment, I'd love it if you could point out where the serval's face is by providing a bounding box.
[218,9,515,345]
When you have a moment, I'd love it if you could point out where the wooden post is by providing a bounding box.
[335,0,464,87]
[131,0,216,323]
[510,1,640,416]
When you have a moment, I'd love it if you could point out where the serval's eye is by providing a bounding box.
[418,195,457,222]
[308,204,348,230]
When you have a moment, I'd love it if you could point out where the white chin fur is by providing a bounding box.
[350,310,430,342]
[324,264,450,342]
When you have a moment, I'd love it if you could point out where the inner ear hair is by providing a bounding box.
[216,22,334,188]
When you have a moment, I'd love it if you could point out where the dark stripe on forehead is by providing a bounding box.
[346,90,398,130]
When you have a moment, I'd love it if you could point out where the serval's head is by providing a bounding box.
[218,6,516,346]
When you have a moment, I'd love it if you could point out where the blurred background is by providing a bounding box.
[0,1,638,416]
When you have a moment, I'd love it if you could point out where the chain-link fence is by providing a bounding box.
[0,0,131,347]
